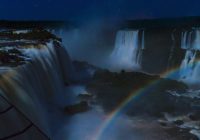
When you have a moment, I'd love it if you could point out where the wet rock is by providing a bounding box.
[173,120,184,126]
[64,101,90,115]
[159,121,168,127]
[77,93,93,101]
[0,49,29,66]
[189,113,200,121]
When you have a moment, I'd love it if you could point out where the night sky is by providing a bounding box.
[0,0,200,20]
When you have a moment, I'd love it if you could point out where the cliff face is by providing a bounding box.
[0,29,74,139]
[139,28,185,74]
[108,26,200,88]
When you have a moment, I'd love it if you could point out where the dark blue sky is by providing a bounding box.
[0,0,200,20]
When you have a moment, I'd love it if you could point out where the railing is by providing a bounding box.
[0,106,13,115]
[0,94,50,140]
[0,123,33,140]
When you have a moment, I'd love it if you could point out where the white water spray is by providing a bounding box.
[180,29,200,84]
[109,30,143,71]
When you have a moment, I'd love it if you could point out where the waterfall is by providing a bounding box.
[181,30,200,50]
[109,30,144,71]
[0,41,74,139]
[180,50,196,79]
[179,29,200,84]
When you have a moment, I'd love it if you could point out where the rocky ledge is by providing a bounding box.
[0,29,61,67]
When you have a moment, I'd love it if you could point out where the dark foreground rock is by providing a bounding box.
[86,70,188,116]
[77,93,93,101]
[64,101,90,115]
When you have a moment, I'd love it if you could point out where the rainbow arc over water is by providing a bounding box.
[91,65,189,140]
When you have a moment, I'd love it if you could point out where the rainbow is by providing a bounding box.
[92,81,159,140]
[91,65,192,140]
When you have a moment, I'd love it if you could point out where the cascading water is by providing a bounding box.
[0,41,74,139]
[181,29,200,50]
[179,29,200,84]
[109,30,144,71]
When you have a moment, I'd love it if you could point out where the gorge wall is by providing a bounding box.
[108,27,200,86]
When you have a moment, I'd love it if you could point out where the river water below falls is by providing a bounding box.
[53,85,193,140]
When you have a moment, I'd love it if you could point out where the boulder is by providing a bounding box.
[77,93,93,101]
[64,101,89,115]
